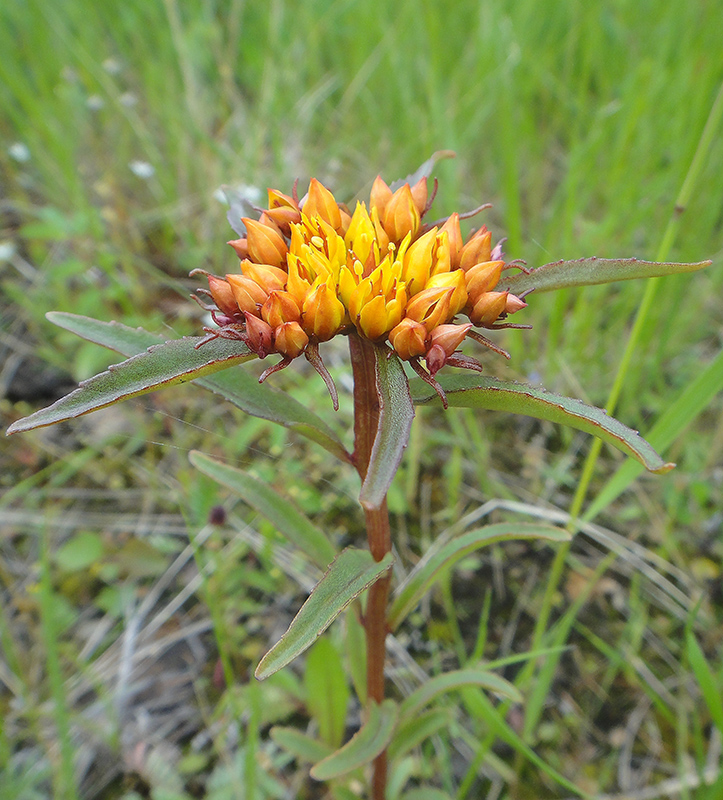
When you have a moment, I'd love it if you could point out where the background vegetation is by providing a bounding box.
[1,0,722,797]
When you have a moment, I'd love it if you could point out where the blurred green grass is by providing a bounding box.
[2,0,723,798]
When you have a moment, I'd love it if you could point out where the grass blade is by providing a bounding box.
[389,523,571,631]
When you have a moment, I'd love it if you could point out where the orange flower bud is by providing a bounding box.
[303,178,342,231]
[227,238,249,260]
[208,275,240,318]
[426,269,468,317]
[439,213,463,268]
[369,175,393,218]
[428,322,472,356]
[264,203,301,235]
[226,273,268,315]
[460,227,492,271]
[383,184,421,242]
[261,291,301,327]
[286,255,313,306]
[389,317,428,359]
[244,314,275,357]
[242,262,288,293]
[274,321,308,358]
[242,217,288,267]
[468,291,508,327]
[409,176,428,215]
[505,293,527,314]
[405,286,454,332]
[465,260,505,299]
[302,281,345,341]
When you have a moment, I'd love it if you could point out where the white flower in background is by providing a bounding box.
[129,160,155,179]
[8,143,30,163]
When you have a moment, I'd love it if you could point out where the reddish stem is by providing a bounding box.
[349,332,392,800]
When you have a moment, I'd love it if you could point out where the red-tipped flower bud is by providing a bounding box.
[244,314,275,357]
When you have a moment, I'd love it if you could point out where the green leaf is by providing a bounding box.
[462,689,589,797]
[360,347,415,511]
[55,531,105,572]
[387,708,451,761]
[503,257,710,295]
[399,668,521,721]
[310,699,398,781]
[188,450,336,570]
[269,727,333,763]
[255,548,394,680]
[44,313,350,462]
[305,638,350,749]
[388,523,571,630]
[686,629,723,734]
[584,345,723,521]
[410,373,674,474]
[7,335,254,434]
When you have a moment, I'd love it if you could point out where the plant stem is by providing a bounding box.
[349,332,392,800]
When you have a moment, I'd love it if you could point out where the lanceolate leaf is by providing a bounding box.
[188,451,336,569]
[255,548,394,680]
[399,668,522,721]
[359,347,415,511]
[388,523,571,630]
[503,257,711,295]
[270,727,334,764]
[410,373,674,474]
[7,336,255,435]
[387,708,451,761]
[43,313,350,461]
[310,699,398,781]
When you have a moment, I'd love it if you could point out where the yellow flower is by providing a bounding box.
[196,175,528,397]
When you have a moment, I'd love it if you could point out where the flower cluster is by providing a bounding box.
[194,176,529,405]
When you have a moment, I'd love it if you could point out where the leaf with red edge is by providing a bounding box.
[503,257,710,295]
[40,312,350,461]
[359,347,415,511]
[410,373,674,474]
[7,336,254,434]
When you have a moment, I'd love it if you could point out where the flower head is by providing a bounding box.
[194,176,529,406]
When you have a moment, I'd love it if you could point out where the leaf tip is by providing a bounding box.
[652,461,676,475]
